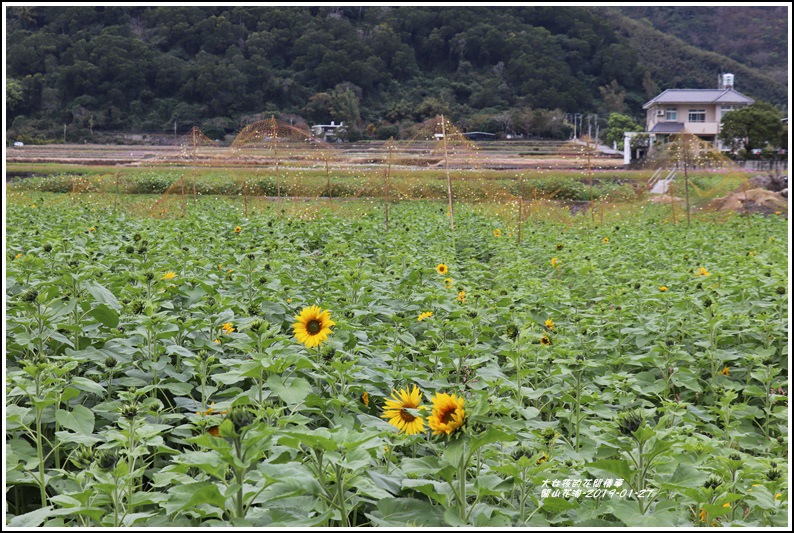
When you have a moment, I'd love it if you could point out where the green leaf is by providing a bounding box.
[85,282,120,311]
[367,497,444,527]
[55,404,95,435]
[88,303,119,328]
[585,460,634,487]
[267,375,311,406]
[162,482,228,515]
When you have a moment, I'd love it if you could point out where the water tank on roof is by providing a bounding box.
[720,73,734,89]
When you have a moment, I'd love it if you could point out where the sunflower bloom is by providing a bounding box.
[417,311,433,322]
[89,226,96,233]
[457,290,466,303]
[293,305,335,348]
[361,391,370,407]
[695,267,711,277]
[551,257,560,268]
[540,335,551,346]
[234,226,242,233]
[545,318,554,330]
[436,263,448,275]
[699,508,707,523]
[222,322,235,334]
[659,286,668,292]
[381,385,426,435]
[162,271,176,281]
[428,392,466,436]
[603,237,609,244]
[14,253,22,260]
[493,228,502,237]
[444,278,454,289]
[719,366,730,377]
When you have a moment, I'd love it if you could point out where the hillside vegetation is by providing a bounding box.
[6,6,788,142]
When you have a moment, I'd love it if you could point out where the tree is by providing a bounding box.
[719,101,783,152]
[604,112,642,149]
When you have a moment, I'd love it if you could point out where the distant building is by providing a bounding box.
[642,73,754,149]
[311,121,345,142]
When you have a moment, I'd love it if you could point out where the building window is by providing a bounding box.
[665,108,677,121]
[720,105,738,118]
[688,109,706,123]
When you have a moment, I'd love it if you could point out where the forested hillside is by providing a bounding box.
[5,5,788,142]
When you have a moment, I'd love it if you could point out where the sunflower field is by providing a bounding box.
[4,198,789,527]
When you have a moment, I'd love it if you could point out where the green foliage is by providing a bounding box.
[5,6,787,141]
[604,113,642,149]
[4,197,789,526]
[719,102,784,152]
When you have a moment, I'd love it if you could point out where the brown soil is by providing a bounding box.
[705,188,787,215]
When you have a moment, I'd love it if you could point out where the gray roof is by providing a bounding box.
[643,89,754,109]
[650,122,685,133]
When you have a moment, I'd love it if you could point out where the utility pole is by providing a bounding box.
[63,124,67,142]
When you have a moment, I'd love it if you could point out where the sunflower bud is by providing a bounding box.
[130,300,144,314]
[616,409,643,436]
[728,453,741,462]
[20,289,39,303]
[71,446,94,470]
[133,233,142,242]
[227,407,255,433]
[506,324,519,341]
[94,450,118,471]
[120,400,140,420]
[43,243,53,253]
[144,272,155,282]
[766,469,782,481]
[125,245,135,254]
[704,475,722,490]
[104,357,118,370]
[321,344,337,360]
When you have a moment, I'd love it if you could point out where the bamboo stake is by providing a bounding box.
[441,115,454,234]
[192,127,198,206]
[272,116,282,215]
[181,175,186,217]
[517,175,524,245]
[385,137,393,232]
[587,136,594,225]
[683,134,691,227]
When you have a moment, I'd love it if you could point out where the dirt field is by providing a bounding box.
[5,141,626,171]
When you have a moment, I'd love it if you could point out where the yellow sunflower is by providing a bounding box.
[551,257,560,268]
[436,263,449,275]
[443,277,454,289]
[89,226,96,233]
[234,226,242,233]
[427,392,466,436]
[540,335,551,346]
[603,237,609,244]
[719,366,730,377]
[361,391,370,407]
[659,286,668,292]
[221,322,235,334]
[417,311,433,322]
[457,290,466,303]
[293,305,335,348]
[381,385,426,435]
[695,267,711,277]
[545,318,554,330]
[493,228,502,237]
[162,271,176,281]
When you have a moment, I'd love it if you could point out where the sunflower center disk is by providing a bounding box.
[400,410,416,423]
[307,320,322,335]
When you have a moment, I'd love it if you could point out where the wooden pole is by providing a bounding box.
[683,134,691,227]
[192,127,198,205]
[441,115,454,234]
[587,136,594,225]
[325,156,331,200]
[517,176,524,245]
[385,138,393,232]
[243,179,248,219]
[272,116,282,215]
[181,175,186,217]
[114,172,119,214]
